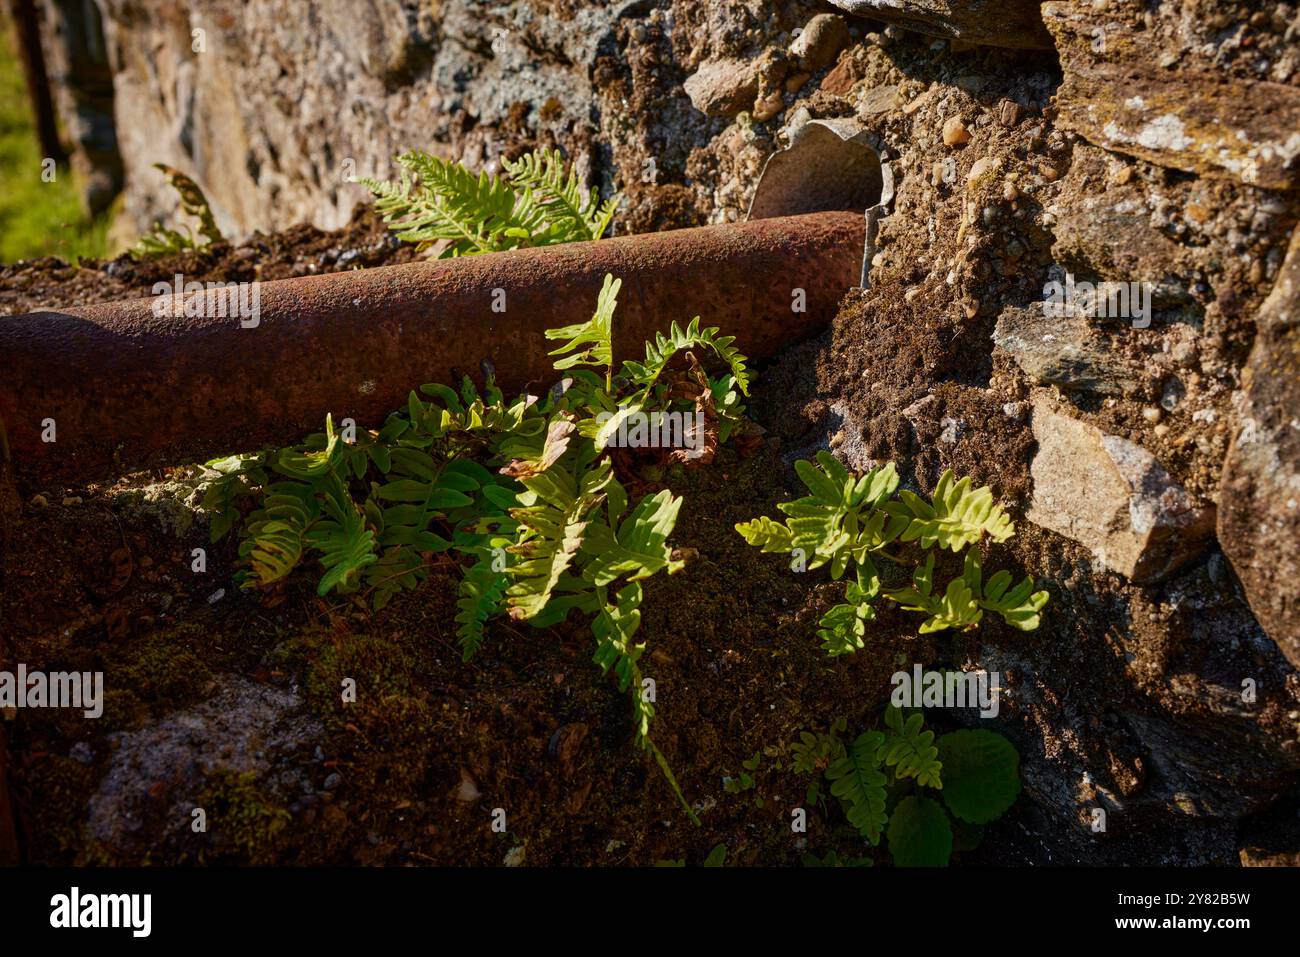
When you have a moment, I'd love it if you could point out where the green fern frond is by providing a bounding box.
[964,550,1050,631]
[826,730,889,844]
[579,486,684,587]
[815,558,880,656]
[131,163,225,258]
[455,550,510,661]
[238,482,316,588]
[357,148,620,256]
[502,147,616,242]
[781,455,905,579]
[880,705,943,788]
[733,514,794,554]
[305,475,379,595]
[884,552,982,633]
[546,274,620,385]
[737,457,1044,639]
[622,316,753,398]
[506,458,613,620]
[357,151,537,256]
[897,469,1014,552]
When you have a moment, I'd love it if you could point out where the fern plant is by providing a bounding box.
[793,706,1020,866]
[131,163,226,258]
[736,453,1047,649]
[199,272,751,822]
[356,147,618,257]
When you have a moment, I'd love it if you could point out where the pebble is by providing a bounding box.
[322,772,341,791]
[1142,406,1163,423]
[942,116,970,147]
[30,493,48,508]
[1003,181,1019,202]
[790,13,850,71]
[752,90,784,122]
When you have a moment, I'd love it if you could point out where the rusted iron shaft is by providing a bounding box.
[0,211,863,484]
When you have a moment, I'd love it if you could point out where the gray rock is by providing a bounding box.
[1218,227,1300,667]
[86,677,322,862]
[1027,398,1215,582]
[994,305,1139,395]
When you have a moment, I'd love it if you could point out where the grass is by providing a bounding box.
[0,13,114,265]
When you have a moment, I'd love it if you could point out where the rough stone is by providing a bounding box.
[994,305,1139,395]
[1044,1,1300,190]
[683,57,759,117]
[86,677,322,861]
[789,14,850,72]
[1028,398,1215,582]
[827,0,1052,50]
[1218,227,1300,667]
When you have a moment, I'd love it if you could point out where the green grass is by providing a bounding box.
[0,15,113,264]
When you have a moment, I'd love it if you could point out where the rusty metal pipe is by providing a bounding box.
[0,211,863,485]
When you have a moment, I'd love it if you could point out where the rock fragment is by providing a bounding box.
[1027,399,1215,582]
[994,306,1139,396]
[790,14,850,72]
[826,0,1052,49]
[1218,228,1300,666]
[683,58,759,117]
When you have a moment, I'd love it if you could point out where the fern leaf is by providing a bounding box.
[826,730,889,844]
[239,482,316,588]
[815,558,880,656]
[506,459,612,620]
[455,550,510,661]
[898,469,1014,552]
[622,316,752,397]
[966,550,1050,631]
[131,163,225,258]
[580,486,684,587]
[502,148,613,242]
[305,476,379,595]
[546,273,619,380]
[879,705,943,788]
[734,514,795,553]
[357,150,537,255]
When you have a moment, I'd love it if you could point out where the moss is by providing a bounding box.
[197,769,291,865]
[20,754,97,865]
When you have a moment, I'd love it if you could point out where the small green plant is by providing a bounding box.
[357,147,618,256]
[723,751,761,796]
[792,706,1020,866]
[199,273,750,820]
[735,454,1048,651]
[131,163,226,258]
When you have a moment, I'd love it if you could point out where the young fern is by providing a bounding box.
[357,147,619,257]
[736,453,1047,645]
[198,269,750,825]
[793,706,1020,866]
[132,163,227,258]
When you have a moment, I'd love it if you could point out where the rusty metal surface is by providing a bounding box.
[0,211,863,484]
